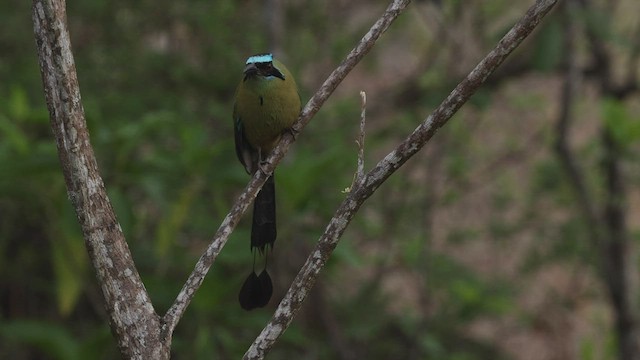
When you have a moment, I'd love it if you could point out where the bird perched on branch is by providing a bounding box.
[233,53,301,310]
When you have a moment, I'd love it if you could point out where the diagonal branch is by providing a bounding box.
[32,0,166,358]
[161,0,413,340]
[244,0,558,359]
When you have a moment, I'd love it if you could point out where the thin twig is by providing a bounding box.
[345,90,367,193]
[244,1,558,359]
[161,0,412,340]
[357,91,367,183]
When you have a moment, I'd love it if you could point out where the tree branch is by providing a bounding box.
[32,0,167,358]
[161,0,413,339]
[346,91,367,193]
[554,0,602,248]
[244,0,558,359]
[356,91,366,182]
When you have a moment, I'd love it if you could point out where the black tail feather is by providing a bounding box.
[251,175,276,252]
[239,175,277,310]
[238,269,273,311]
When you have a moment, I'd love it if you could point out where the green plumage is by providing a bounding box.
[233,54,301,310]
[234,58,301,174]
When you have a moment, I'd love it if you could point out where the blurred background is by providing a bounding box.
[2,0,640,359]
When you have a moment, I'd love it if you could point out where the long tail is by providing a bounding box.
[251,175,276,252]
[238,175,276,310]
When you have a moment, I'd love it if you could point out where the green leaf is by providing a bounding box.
[603,98,640,147]
[7,85,29,121]
[51,206,88,316]
[0,114,29,154]
[0,320,80,360]
[156,179,201,260]
[531,17,563,71]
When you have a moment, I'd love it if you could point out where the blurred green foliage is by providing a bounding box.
[1,0,638,359]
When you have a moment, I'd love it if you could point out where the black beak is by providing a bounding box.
[243,62,285,81]
[272,68,285,80]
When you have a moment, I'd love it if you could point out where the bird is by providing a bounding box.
[233,53,301,310]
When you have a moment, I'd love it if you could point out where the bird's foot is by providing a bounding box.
[286,126,300,141]
[257,160,272,176]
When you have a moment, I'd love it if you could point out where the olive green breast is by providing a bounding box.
[234,62,301,153]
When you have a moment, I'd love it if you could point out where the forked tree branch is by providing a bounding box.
[32,0,167,358]
[245,0,557,358]
[33,0,556,357]
[33,0,411,355]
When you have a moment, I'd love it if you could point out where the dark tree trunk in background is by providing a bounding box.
[556,1,640,359]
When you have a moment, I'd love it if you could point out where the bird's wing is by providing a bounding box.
[233,104,257,174]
